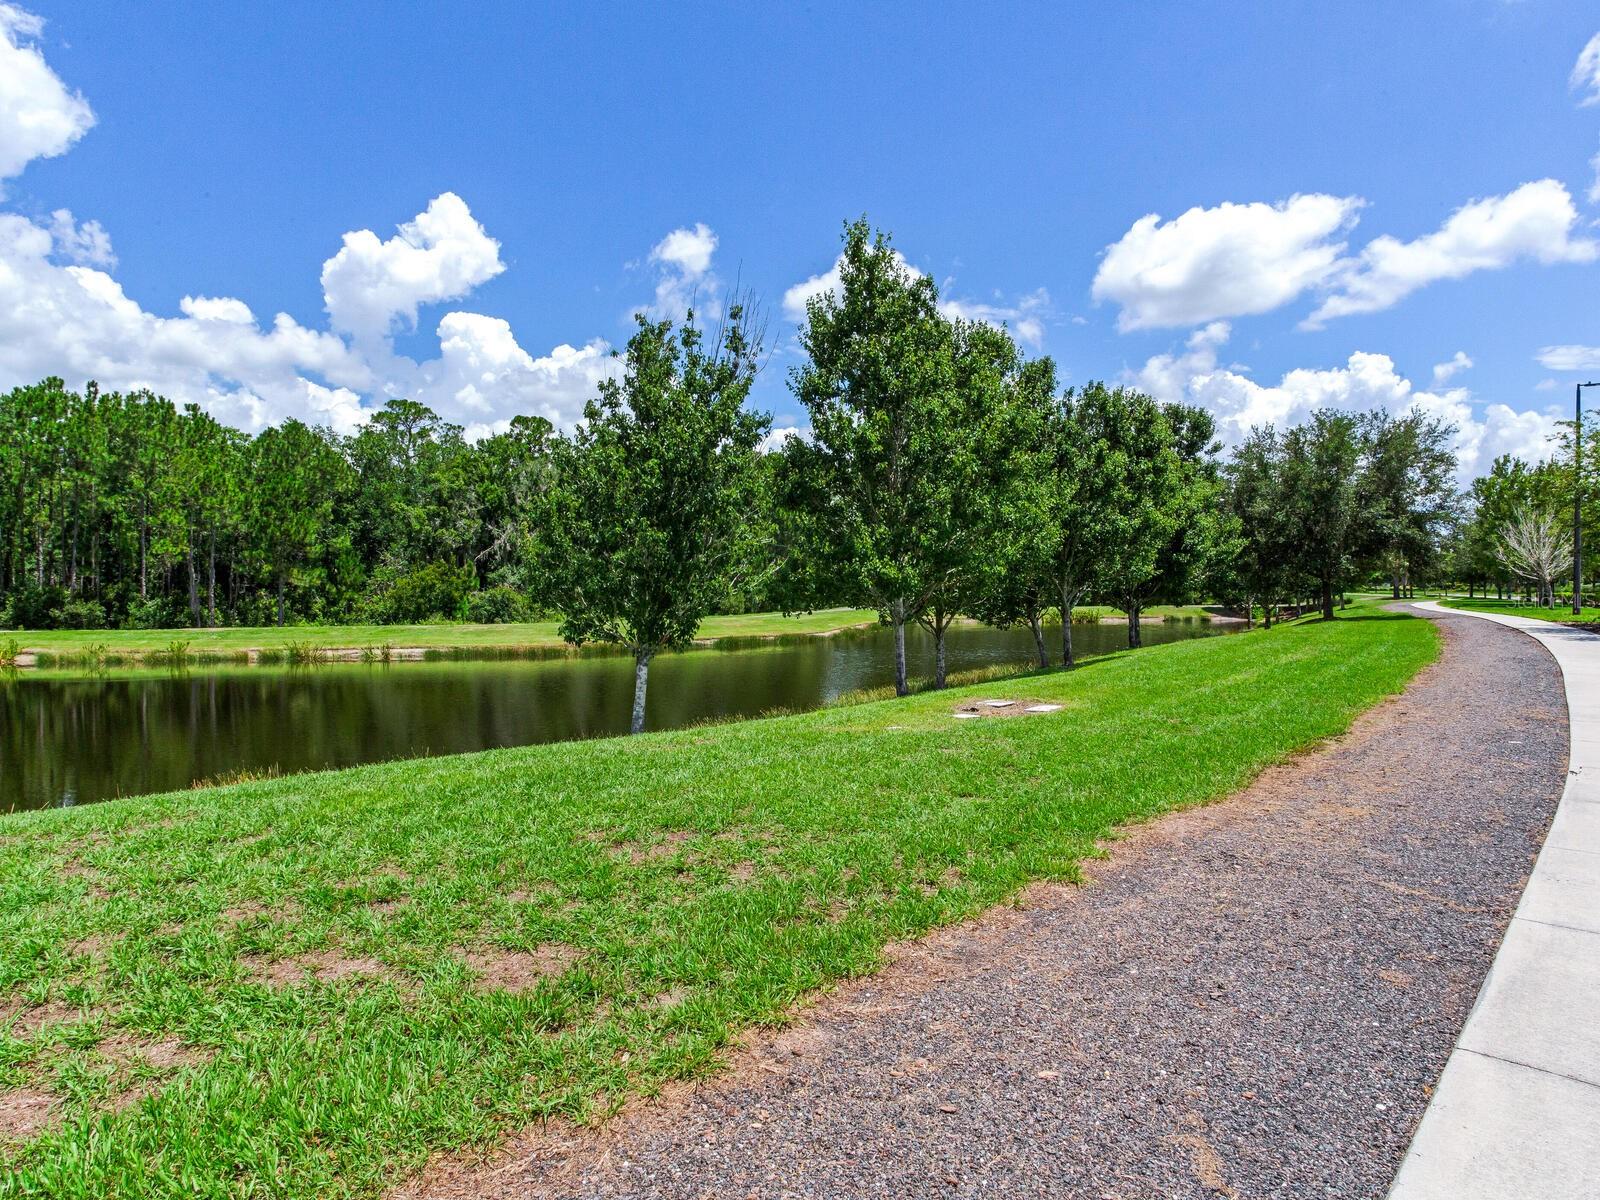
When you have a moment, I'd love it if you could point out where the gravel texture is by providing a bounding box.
[402,608,1568,1200]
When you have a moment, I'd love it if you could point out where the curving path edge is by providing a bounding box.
[1390,603,1600,1198]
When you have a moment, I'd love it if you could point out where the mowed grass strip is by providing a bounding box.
[0,603,1436,1199]
[1439,596,1600,625]
[7,607,881,660]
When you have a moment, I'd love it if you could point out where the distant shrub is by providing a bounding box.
[123,597,180,630]
[53,598,107,629]
[365,562,476,624]
[6,585,64,630]
[0,638,19,668]
[461,585,530,624]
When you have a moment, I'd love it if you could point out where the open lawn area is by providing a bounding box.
[2,608,881,662]
[0,601,1437,1198]
[1438,596,1600,625]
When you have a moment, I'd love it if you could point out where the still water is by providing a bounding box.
[1,620,1232,812]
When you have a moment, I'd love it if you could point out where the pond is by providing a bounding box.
[1,618,1236,813]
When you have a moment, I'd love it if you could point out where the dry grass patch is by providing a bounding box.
[460,943,580,992]
[0,1087,57,1142]
[244,949,393,987]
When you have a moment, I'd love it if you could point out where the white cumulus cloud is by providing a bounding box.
[940,287,1051,348]
[646,222,719,320]
[1305,180,1596,326]
[1431,351,1473,385]
[0,5,94,186]
[319,191,505,344]
[47,207,113,266]
[1573,32,1600,107]
[1132,323,1556,481]
[1092,194,1361,331]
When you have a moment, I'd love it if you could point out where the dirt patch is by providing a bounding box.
[950,698,1063,720]
[244,949,393,987]
[67,933,110,958]
[461,944,580,992]
[0,1088,58,1142]
[1,1000,84,1038]
[728,860,757,883]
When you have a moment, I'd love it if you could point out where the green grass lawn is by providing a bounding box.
[4,607,881,660]
[1438,596,1600,624]
[0,601,1437,1198]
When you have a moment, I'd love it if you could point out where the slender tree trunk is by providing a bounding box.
[186,542,201,627]
[1027,603,1048,669]
[934,622,948,689]
[1059,583,1077,668]
[1390,571,1400,600]
[1321,578,1335,620]
[1127,603,1142,649]
[630,648,653,734]
[206,532,217,627]
[892,598,908,697]
[276,573,286,627]
[1244,593,1254,630]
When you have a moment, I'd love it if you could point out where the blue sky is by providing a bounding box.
[4,1,1600,478]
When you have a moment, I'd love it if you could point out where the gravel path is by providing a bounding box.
[404,608,1568,1200]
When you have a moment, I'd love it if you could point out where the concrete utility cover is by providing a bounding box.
[1025,704,1063,713]
[953,712,981,720]
[982,699,1016,708]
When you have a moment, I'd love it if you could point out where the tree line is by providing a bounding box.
[3,219,1508,732]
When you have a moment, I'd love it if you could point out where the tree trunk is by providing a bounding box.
[1390,571,1400,600]
[1244,593,1254,630]
[186,543,201,627]
[1027,603,1048,668]
[1263,601,1273,629]
[1060,583,1077,668]
[934,623,948,689]
[1321,578,1335,620]
[206,533,217,628]
[892,599,909,697]
[1127,602,1142,648]
[630,649,653,734]
[276,573,286,627]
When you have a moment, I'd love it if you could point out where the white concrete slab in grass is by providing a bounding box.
[981,699,1016,709]
[953,712,980,720]
[1388,602,1600,1199]
[1025,704,1063,714]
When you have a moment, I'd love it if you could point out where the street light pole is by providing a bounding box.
[1576,382,1600,615]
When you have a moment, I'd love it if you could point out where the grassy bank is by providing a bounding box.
[0,601,1437,1198]
[2,608,880,664]
[1438,596,1600,624]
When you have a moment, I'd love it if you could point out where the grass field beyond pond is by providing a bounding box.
[4,607,880,660]
[0,600,1437,1198]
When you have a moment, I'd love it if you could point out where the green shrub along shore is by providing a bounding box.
[0,601,1435,1198]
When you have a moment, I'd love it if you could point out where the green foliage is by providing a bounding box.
[460,585,531,624]
[0,637,18,667]
[780,219,975,693]
[365,562,477,624]
[539,306,768,731]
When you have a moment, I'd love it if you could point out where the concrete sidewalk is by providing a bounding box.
[1390,603,1600,1199]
